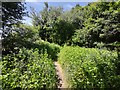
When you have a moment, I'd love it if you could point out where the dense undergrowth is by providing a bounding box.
[1,48,58,90]
[58,46,120,88]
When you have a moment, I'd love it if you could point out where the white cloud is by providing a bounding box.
[25,0,39,2]
[65,4,74,9]
[22,16,32,26]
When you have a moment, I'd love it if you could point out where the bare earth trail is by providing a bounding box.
[54,61,68,89]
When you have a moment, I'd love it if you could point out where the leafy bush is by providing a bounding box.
[3,38,61,60]
[2,24,61,61]
[34,40,61,60]
[2,48,57,90]
[58,46,120,88]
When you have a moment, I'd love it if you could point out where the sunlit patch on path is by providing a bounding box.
[54,61,68,89]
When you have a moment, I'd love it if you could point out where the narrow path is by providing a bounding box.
[54,61,68,89]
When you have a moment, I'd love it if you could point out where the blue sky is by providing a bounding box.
[23,2,89,25]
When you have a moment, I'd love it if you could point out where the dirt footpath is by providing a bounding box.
[54,61,68,89]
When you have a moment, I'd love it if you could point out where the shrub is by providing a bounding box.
[2,48,57,90]
[2,34,61,61]
[58,46,120,88]
[37,40,61,60]
[23,39,61,60]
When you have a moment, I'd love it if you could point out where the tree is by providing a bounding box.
[2,2,26,55]
[2,2,26,38]
[30,2,63,42]
[72,1,120,48]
